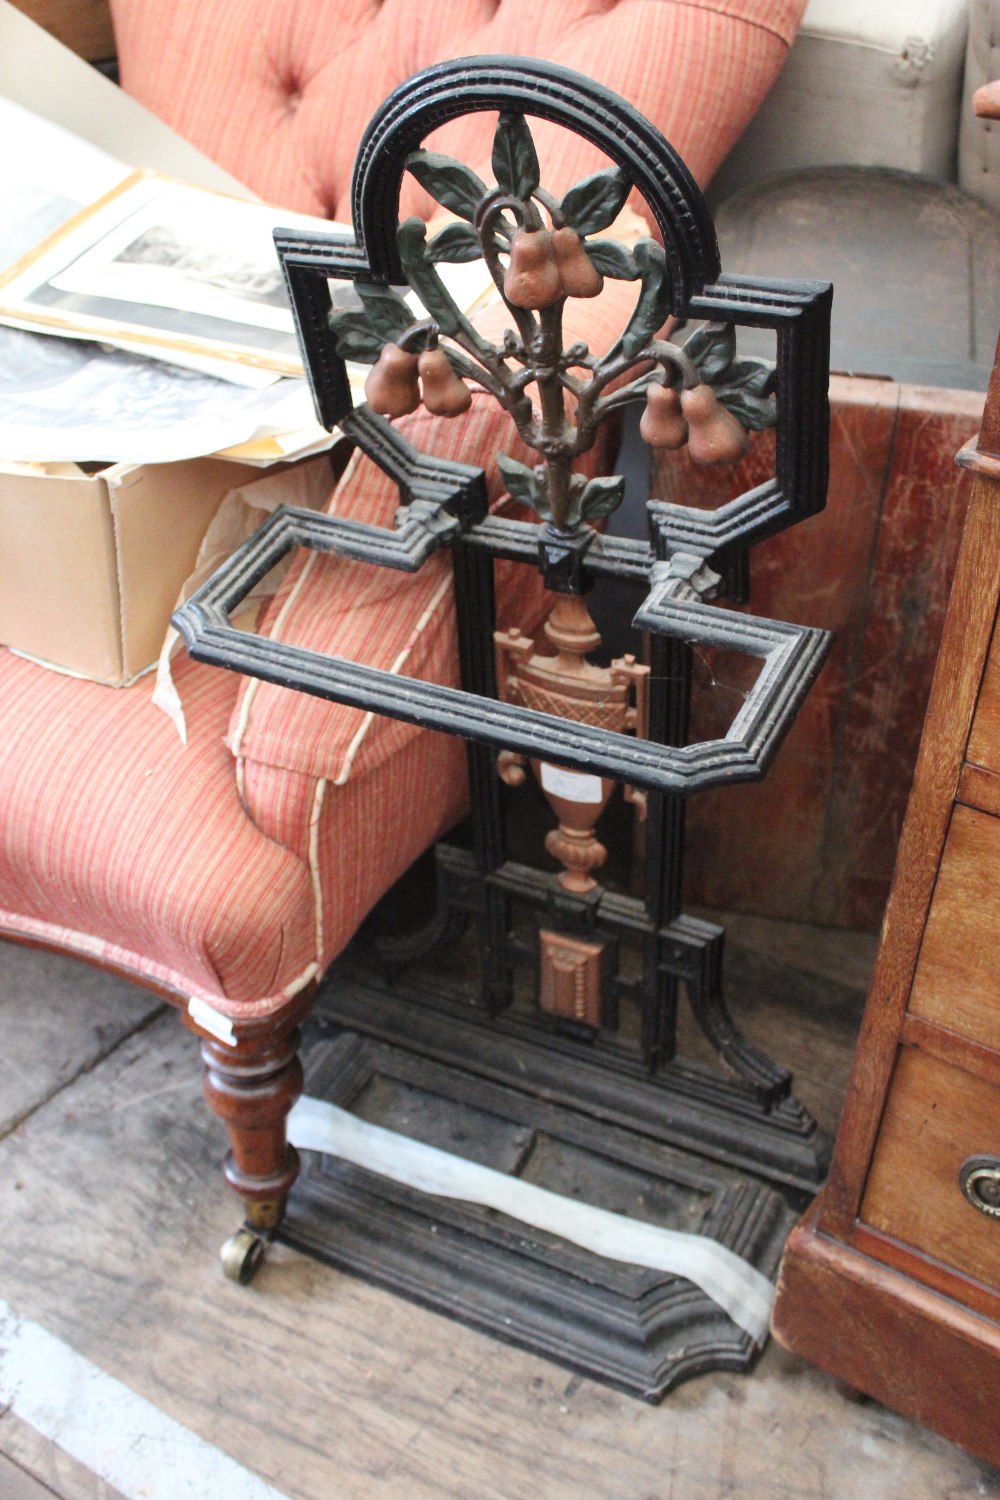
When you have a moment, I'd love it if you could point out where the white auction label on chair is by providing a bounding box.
[540,762,603,803]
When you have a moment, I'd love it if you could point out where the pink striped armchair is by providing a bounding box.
[0,0,806,1273]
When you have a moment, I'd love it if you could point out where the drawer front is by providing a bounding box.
[909,804,1000,1051]
[861,1047,1000,1292]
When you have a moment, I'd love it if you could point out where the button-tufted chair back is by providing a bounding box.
[109,0,806,220]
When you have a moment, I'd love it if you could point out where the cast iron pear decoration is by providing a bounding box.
[326,109,781,1027]
[681,383,750,465]
[417,346,472,415]
[640,382,687,449]
[504,227,563,308]
[329,110,779,537]
[365,343,420,416]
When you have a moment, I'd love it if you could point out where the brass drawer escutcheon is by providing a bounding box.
[960,1155,1000,1217]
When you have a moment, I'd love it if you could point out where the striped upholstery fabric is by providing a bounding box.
[244,729,470,980]
[110,0,806,223]
[231,396,555,785]
[227,402,546,953]
[0,0,807,1016]
[0,651,316,1013]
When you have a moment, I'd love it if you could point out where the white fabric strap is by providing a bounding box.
[287,1095,775,1342]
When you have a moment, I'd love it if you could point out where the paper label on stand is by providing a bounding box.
[540,762,603,803]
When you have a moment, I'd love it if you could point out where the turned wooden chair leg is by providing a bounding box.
[201,1022,304,1284]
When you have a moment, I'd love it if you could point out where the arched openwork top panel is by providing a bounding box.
[351,55,720,314]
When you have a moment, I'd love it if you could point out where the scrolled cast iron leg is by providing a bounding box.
[374,882,469,972]
[373,843,472,974]
[201,1023,304,1284]
[686,965,791,1110]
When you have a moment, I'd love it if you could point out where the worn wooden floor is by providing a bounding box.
[1,921,998,1500]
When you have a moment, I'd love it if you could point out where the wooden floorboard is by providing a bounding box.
[0,1447,62,1500]
[0,936,997,1500]
[0,1413,126,1500]
[0,940,162,1138]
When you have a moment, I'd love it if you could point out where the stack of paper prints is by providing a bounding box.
[0,99,494,466]
[0,324,321,464]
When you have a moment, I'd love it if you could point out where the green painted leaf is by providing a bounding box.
[683,322,736,383]
[497,452,546,515]
[404,149,487,222]
[426,222,483,264]
[682,330,778,429]
[716,385,777,431]
[559,166,630,236]
[615,240,672,362]
[396,217,464,336]
[355,282,413,341]
[579,475,625,521]
[584,239,639,280]
[327,309,385,364]
[492,113,539,200]
[722,358,778,398]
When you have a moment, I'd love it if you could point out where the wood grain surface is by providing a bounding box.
[901,1011,1000,1090]
[653,374,982,931]
[849,1217,1000,1327]
[2,939,996,1499]
[7,0,114,59]
[0,940,162,1138]
[908,804,1000,1050]
[968,641,1000,770]
[0,1414,125,1500]
[860,1046,1000,1291]
[774,1208,1000,1471]
[773,337,1000,1469]
[0,1448,62,1500]
[957,760,1000,816]
[818,479,1000,1240]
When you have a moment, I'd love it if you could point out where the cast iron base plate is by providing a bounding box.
[282,971,801,1401]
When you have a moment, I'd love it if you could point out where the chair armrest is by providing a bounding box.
[227,274,643,804]
[227,394,539,792]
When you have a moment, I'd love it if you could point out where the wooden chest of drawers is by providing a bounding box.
[771,357,1000,1464]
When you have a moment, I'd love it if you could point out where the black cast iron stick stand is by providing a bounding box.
[175,56,834,1397]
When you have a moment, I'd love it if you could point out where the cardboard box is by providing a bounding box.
[0,455,264,685]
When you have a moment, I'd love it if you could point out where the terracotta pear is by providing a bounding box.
[680,382,750,466]
[365,343,421,417]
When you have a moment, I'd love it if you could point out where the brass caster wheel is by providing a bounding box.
[220,1227,267,1285]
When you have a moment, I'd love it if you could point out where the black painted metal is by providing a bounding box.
[350,56,719,306]
[323,961,830,1191]
[173,58,836,1391]
[175,54,833,1086]
[179,515,830,797]
[286,1011,798,1401]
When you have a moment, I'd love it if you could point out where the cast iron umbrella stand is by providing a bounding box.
[176,57,833,1398]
